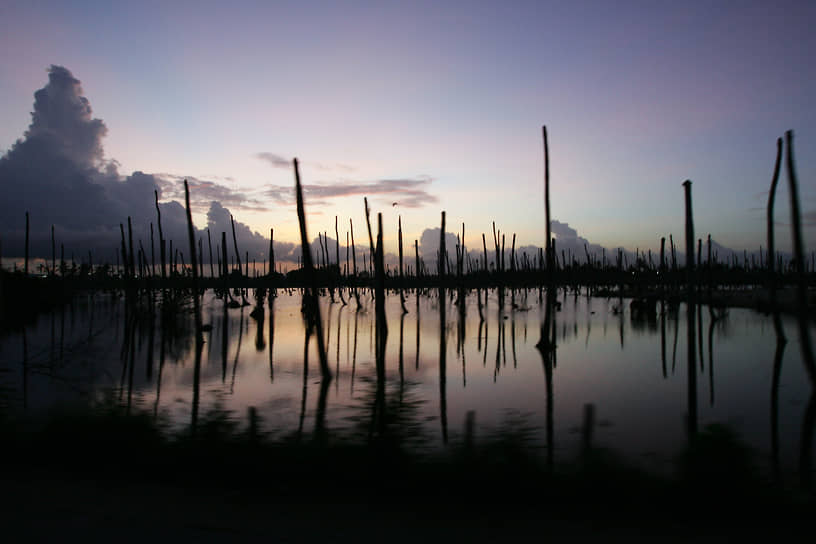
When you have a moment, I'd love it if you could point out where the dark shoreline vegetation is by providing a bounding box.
[1,129,815,535]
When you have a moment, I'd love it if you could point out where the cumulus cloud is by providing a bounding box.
[550,219,578,239]
[265,177,438,209]
[411,219,640,271]
[0,65,268,263]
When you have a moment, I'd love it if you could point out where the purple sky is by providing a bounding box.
[1,0,815,261]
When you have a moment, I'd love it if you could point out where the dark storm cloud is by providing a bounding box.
[0,65,271,263]
[265,177,437,208]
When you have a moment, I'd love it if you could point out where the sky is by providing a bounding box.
[1,0,815,264]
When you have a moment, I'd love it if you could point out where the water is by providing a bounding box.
[1,287,813,479]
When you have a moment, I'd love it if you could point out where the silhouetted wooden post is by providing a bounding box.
[269,228,275,278]
[683,180,697,438]
[408,238,416,280]
[543,126,552,275]
[501,234,506,274]
[127,216,135,279]
[492,225,500,273]
[335,216,341,275]
[364,197,375,273]
[230,214,242,277]
[154,191,166,281]
[139,241,147,279]
[510,233,516,273]
[349,218,357,277]
[294,158,331,379]
[670,234,676,273]
[184,180,204,433]
[398,216,407,312]
[460,223,466,278]
[767,137,785,341]
[439,245,448,443]
[24,211,29,276]
[439,212,446,278]
[221,232,229,284]
[375,213,387,324]
[482,233,488,273]
[784,130,816,384]
[150,223,156,278]
[536,125,557,352]
[317,232,325,269]
[119,223,128,280]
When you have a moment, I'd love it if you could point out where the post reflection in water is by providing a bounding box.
[6,288,815,483]
[230,307,244,394]
[269,295,275,382]
[439,285,448,444]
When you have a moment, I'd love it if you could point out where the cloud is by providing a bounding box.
[0,65,270,263]
[256,152,357,174]
[413,219,633,271]
[312,162,356,173]
[156,174,269,213]
[26,65,107,168]
[418,228,460,269]
[255,152,291,169]
[550,219,578,239]
[265,177,438,208]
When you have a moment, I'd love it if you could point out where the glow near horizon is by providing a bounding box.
[1,0,815,254]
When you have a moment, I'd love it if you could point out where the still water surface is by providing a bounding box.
[2,288,813,478]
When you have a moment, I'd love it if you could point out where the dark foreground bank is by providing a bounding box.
[1,404,814,542]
